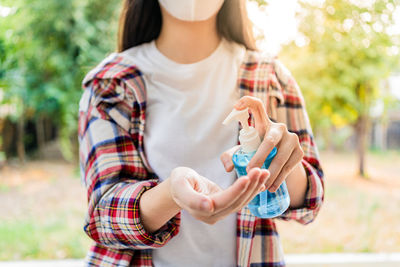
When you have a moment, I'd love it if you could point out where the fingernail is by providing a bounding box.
[269,185,277,192]
[224,159,232,168]
[259,185,266,192]
[201,200,210,211]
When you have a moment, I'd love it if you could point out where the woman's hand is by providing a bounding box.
[169,166,269,225]
[221,96,304,193]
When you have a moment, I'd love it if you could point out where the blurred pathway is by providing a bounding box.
[286,253,400,266]
[0,260,83,266]
[0,253,400,266]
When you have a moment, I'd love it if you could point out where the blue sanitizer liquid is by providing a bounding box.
[232,147,290,218]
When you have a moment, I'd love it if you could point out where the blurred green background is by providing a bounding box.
[0,0,399,261]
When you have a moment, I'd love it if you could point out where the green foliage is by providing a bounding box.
[0,0,121,160]
[280,0,400,134]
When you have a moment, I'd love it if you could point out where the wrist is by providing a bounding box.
[164,176,182,212]
[139,178,181,233]
[286,161,308,208]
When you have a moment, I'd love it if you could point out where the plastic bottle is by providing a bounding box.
[223,108,290,218]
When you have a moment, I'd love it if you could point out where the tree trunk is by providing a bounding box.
[355,114,368,177]
[2,118,14,159]
[35,114,45,158]
[382,121,388,151]
[0,119,4,151]
[17,113,25,163]
[44,116,53,141]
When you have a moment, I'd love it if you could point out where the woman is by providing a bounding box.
[78,0,324,266]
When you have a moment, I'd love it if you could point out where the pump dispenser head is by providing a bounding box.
[223,108,261,153]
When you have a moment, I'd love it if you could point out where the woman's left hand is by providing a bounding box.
[220,96,304,193]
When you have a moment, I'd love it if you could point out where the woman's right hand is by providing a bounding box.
[169,166,269,225]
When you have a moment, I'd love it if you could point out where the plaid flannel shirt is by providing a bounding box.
[78,49,324,267]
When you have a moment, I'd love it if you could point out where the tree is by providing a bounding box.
[280,0,400,177]
[0,0,120,161]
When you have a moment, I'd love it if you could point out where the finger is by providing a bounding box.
[236,169,269,207]
[173,177,214,212]
[191,172,257,224]
[211,169,270,218]
[269,149,304,192]
[234,96,269,126]
[208,175,251,213]
[220,145,240,172]
[247,124,285,171]
[265,132,298,189]
[211,168,261,212]
[234,96,271,136]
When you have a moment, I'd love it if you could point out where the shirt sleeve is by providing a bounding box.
[272,60,325,225]
[78,77,180,250]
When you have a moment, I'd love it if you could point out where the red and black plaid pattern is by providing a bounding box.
[78,50,324,267]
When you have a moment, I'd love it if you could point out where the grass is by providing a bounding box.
[0,214,90,260]
[0,184,9,193]
[369,148,400,156]
[0,160,92,261]
[0,214,91,261]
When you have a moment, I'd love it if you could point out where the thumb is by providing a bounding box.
[220,145,240,172]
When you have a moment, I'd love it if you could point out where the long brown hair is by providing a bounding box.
[117,0,257,52]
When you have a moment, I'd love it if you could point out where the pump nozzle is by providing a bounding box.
[222,108,250,131]
[223,108,261,153]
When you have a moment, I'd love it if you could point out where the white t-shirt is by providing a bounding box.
[122,38,246,267]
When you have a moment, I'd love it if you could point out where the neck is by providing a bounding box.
[156,10,221,64]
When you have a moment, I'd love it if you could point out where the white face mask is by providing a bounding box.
[158,0,225,21]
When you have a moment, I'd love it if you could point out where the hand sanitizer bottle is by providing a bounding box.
[223,108,290,218]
